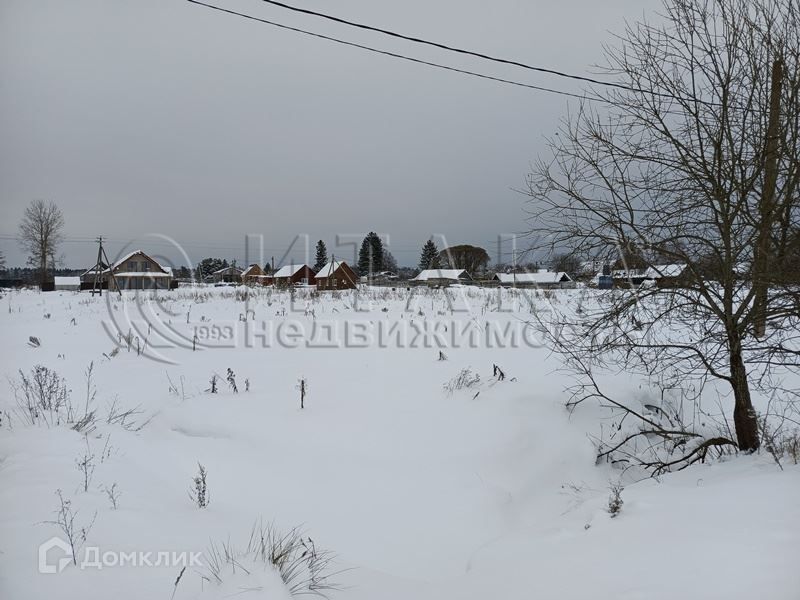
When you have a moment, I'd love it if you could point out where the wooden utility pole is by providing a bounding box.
[91,237,122,297]
[753,55,783,338]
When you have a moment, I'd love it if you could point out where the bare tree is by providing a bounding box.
[527,0,800,456]
[550,251,583,277]
[0,249,6,272]
[437,244,490,275]
[18,200,65,287]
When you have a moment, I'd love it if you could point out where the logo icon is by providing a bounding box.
[38,537,73,574]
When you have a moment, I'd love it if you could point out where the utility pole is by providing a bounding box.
[91,237,122,297]
[754,55,783,338]
[512,247,518,289]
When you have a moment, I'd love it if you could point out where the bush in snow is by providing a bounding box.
[443,368,480,395]
[760,418,800,469]
[102,483,121,510]
[75,436,96,493]
[201,522,341,598]
[298,377,307,409]
[226,368,238,393]
[189,463,210,508]
[10,365,71,427]
[43,489,97,566]
[607,482,624,517]
[492,364,506,381]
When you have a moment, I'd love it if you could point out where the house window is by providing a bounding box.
[143,261,150,271]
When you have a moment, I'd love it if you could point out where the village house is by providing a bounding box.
[241,263,268,285]
[212,265,244,284]
[80,250,173,290]
[644,264,689,288]
[607,268,649,287]
[271,264,315,287]
[412,269,472,287]
[315,260,358,290]
[493,271,573,289]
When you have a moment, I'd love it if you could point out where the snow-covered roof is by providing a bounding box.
[272,264,311,279]
[413,269,470,281]
[110,250,145,269]
[644,264,686,279]
[494,271,571,284]
[241,264,264,277]
[83,250,170,276]
[213,265,243,274]
[314,260,345,278]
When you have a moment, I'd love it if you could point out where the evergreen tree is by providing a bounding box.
[418,239,439,270]
[197,258,226,279]
[314,240,328,272]
[357,232,384,276]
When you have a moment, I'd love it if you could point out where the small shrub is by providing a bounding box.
[226,368,238,393]
[443,368,480,395]
[189,463,210,508]
[75,436,96,493]
[297,378,307,409]
[43,490,97,565]
[11,365,71,426]
[102,483,121,510]
[607,482,624,517]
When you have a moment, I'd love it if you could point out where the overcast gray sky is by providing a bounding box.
[0,0,659,269]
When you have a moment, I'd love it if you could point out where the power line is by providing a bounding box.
[252,0,690,102]
[185,0,599,101]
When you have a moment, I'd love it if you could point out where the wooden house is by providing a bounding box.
[212,265,244,283]
[315,260,358,290]
[493,271,573,289]
[241,263,268,285]
[80,250,173,290]
[412,269,472,287]
[644,264,689,288]
[272,264,316,287]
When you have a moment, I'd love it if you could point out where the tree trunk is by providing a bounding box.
[40,244,47,287]
[729,339,760,451]
[753,56,783,338]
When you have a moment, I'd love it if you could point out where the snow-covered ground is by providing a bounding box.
[0,286,797,599]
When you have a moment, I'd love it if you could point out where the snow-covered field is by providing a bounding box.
[0,285,797,599]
